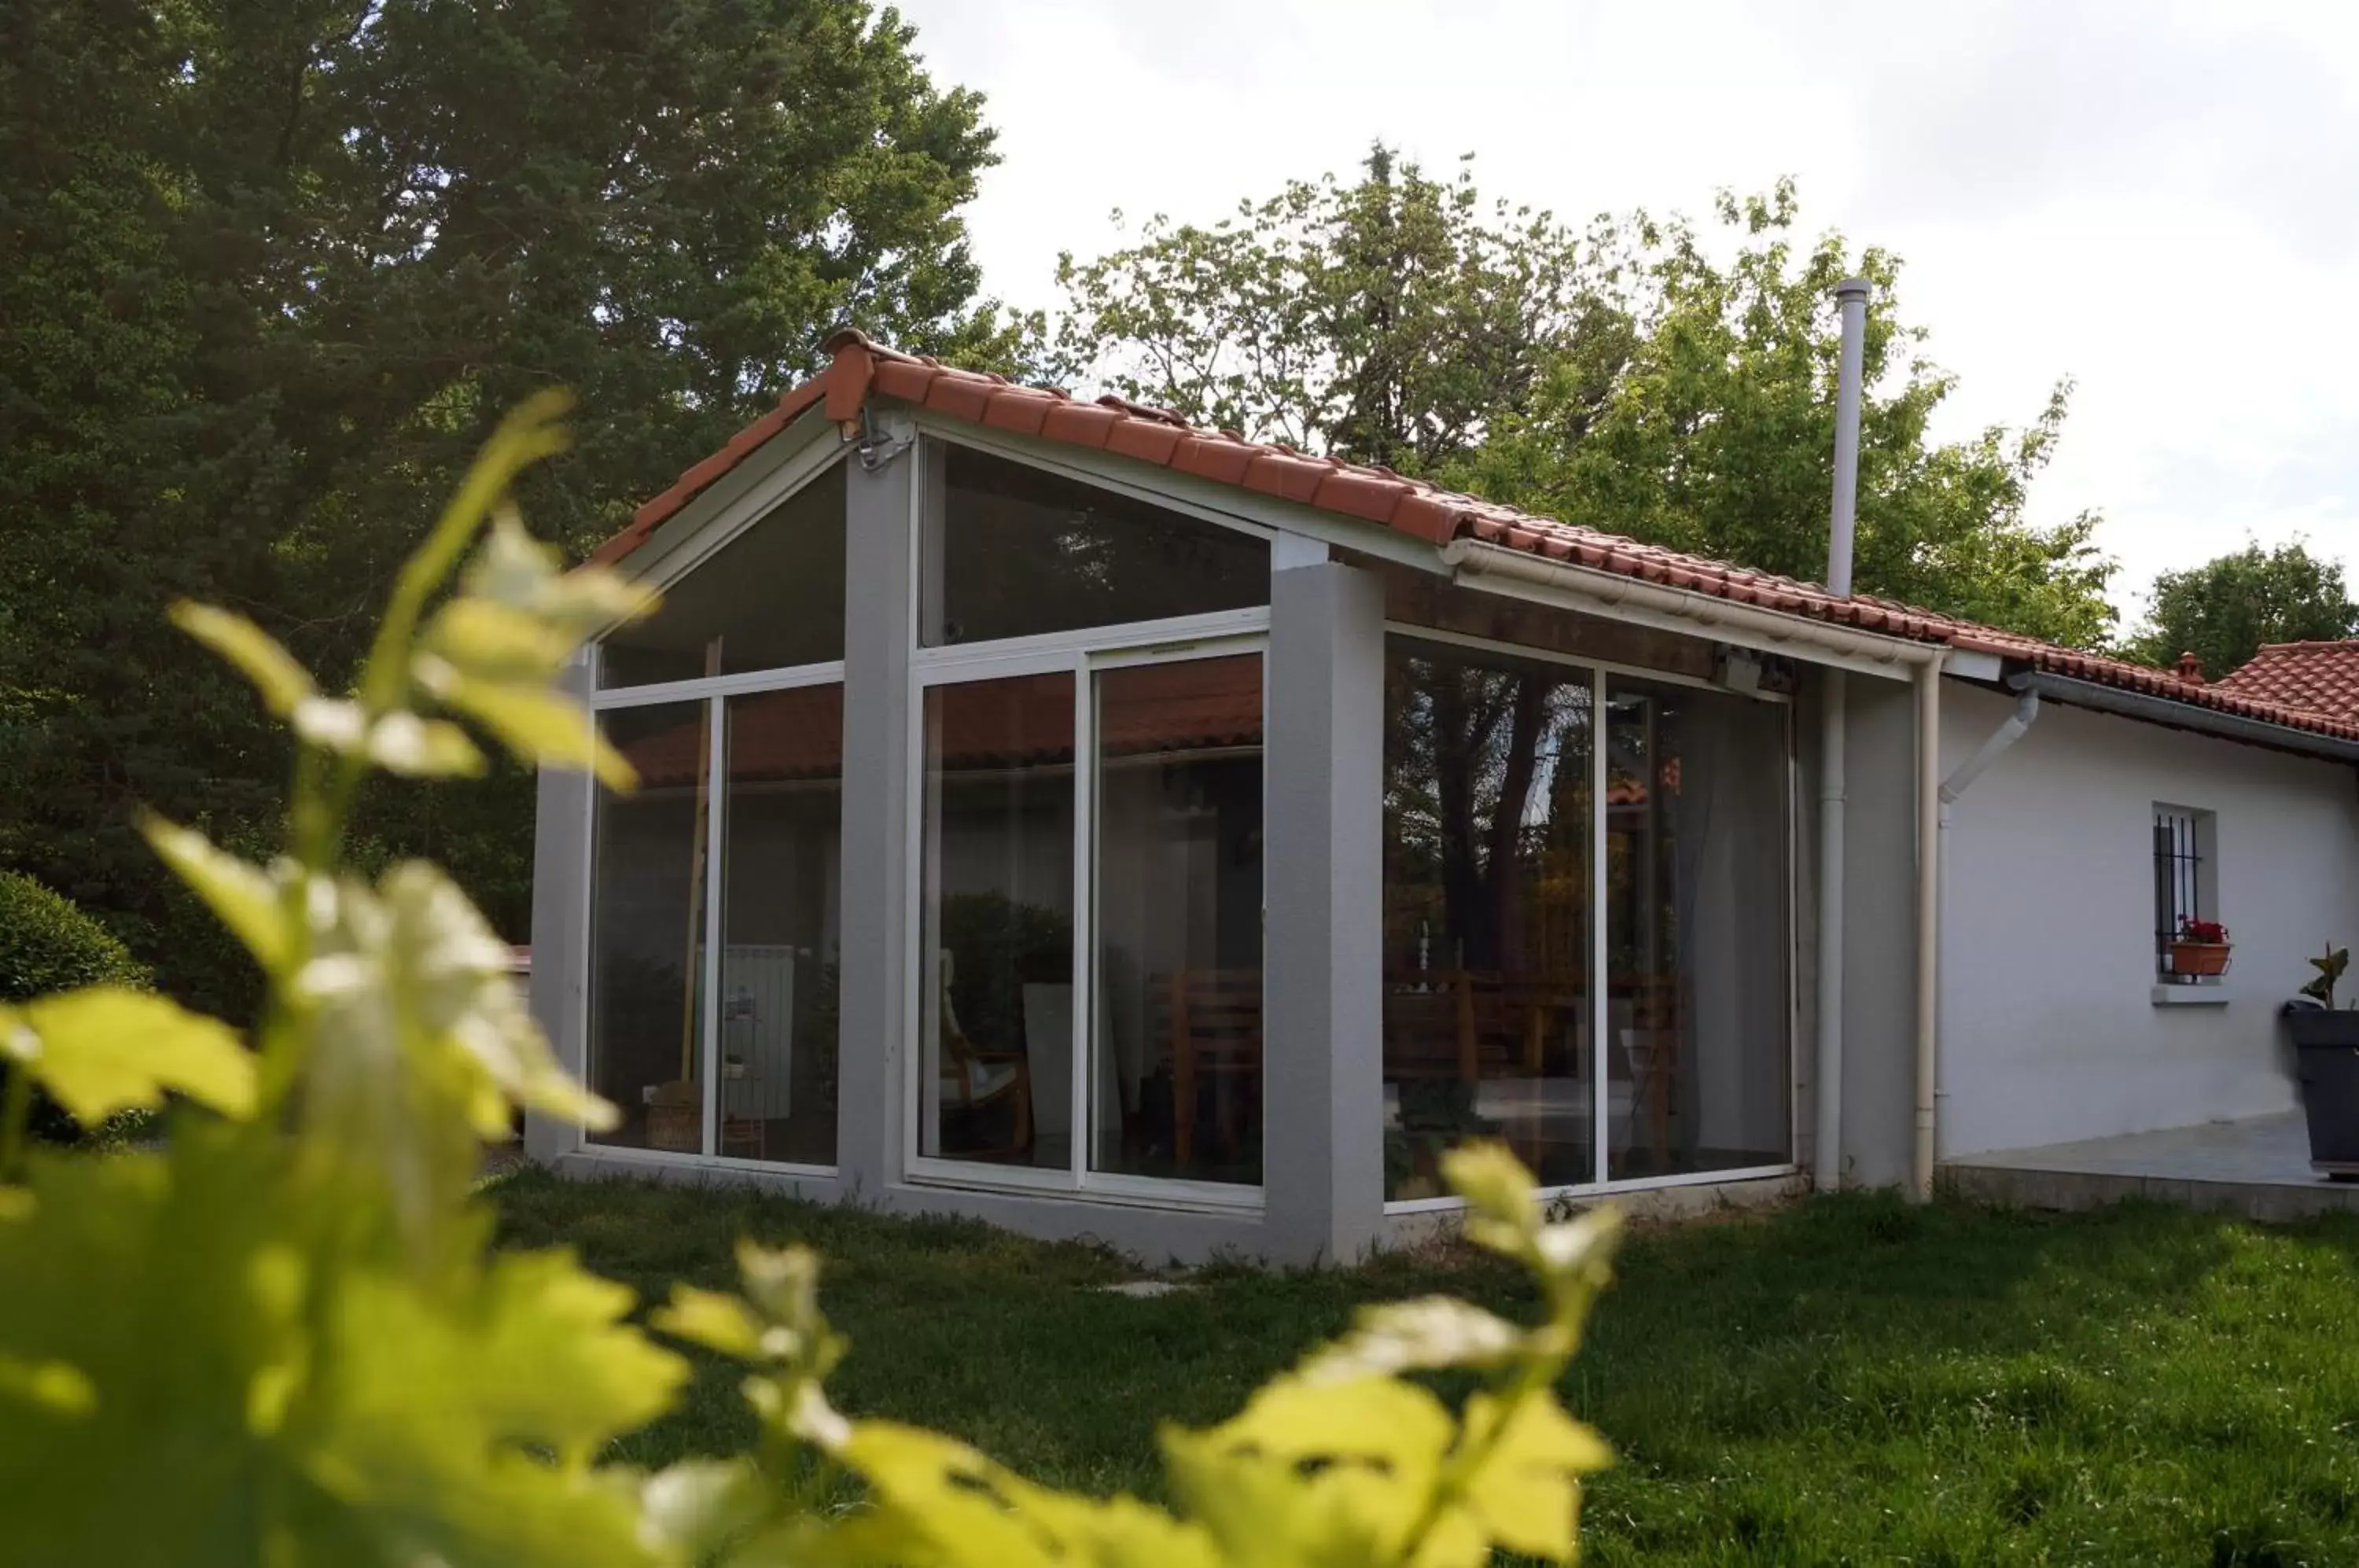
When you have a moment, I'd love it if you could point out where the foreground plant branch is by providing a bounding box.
[0,402,1619,1566]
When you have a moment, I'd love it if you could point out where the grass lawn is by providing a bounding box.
[493,1169,2359,1565]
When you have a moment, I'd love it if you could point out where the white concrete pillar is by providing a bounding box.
[1261,561,1387,1263]
[524,657,594,1165]
[833,438,918,1195]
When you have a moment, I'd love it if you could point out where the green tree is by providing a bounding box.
[1054,145,1632,473]
[2118,541,2357,679]
[1057,160,2115,650]
[1,0,1028,1013]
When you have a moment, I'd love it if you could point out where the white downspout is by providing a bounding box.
[1814,276,1871,1191]
[1925,688,2041,1196]
[1910,658,1943,1202]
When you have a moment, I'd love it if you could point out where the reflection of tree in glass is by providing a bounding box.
[1386,650,1592,971]
[937,448,1267,644]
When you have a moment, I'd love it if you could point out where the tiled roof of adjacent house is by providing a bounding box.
[595,330,2359,747]
[2211,640,2359,723]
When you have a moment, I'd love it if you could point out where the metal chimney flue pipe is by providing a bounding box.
[1812,275,1869,1193]
[1826,276,1871,597]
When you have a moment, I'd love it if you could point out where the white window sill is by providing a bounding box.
[2152,983,2232,1007]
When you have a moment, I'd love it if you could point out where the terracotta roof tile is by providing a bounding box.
[2213,640,2359,723]
[601,330,2359,748]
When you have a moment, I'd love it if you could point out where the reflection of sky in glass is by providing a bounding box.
[1518,685,1591,830]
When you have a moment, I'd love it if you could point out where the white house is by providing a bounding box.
[521,329,2359,1263]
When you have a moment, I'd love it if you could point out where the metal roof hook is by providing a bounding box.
[854,403,915,471]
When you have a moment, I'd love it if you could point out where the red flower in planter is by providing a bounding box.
[2177,918,2230,945]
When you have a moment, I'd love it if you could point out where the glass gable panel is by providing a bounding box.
[600,462,845,686]
[922,446,1268,646]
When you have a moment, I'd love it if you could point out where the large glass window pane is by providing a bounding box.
[716,685,843,1167]
[1382,642,1595,1200]
[588,701,713,1153]
[1603,677,1790,1179]
[600,464,845,686]
[918,674,1075,1170]
[922,447,1268,646]
[1091,655,1265,1187]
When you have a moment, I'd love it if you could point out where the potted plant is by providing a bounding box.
[2168,917,2233,978]
[2284,944,2359,1177]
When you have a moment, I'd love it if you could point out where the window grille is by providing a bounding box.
[2153,808,2204,981]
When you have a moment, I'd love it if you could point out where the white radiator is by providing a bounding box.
[719,945,796,1122]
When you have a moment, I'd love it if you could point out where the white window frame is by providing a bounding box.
[900,438,1275,1213]
[1377,630,1801,1216]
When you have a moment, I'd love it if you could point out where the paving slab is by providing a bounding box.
[1945,1111,2359,1221]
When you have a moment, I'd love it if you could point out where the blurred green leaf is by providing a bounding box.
[3,987,253,1124]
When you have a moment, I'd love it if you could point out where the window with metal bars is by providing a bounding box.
[2152,805,2216,981]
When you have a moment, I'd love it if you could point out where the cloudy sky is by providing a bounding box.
[894,0,2359,625]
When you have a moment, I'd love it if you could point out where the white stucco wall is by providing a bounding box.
[1938,681,2359,1157]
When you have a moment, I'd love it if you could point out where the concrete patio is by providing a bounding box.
[1943,1111,2359,1223]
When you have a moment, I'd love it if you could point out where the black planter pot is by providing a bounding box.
[2285,1007,2359,1176]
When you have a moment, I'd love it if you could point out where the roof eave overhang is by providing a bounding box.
[2008,669,2359,765]
[1439,537,1941,682]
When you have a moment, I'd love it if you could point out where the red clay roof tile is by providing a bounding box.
[2213,640,2359,724]
[1038,401,1121,448]
[1102,416,1187,466]
[1171,432,1255,487]
[979,385,1061,437]
[1241,450,1332,505]
[600,330,2359,747]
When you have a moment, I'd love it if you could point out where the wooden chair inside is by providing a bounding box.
[1616,976,1681,1169]
[1382,970,1588,1172]
[1153,969,1263,1169]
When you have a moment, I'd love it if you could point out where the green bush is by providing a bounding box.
[0,870,154,1145]
[0,869,150,1003]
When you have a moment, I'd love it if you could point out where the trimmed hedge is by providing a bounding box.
[1,870,154,1144]
[0,869,151,1002]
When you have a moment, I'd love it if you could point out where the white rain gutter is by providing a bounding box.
[1927,689,2041,1198]
[1437,540,1930,679]
[1818,276,1872,1193]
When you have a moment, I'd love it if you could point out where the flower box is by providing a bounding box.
[2168,940,2232,977]
[2169,918,2232,978]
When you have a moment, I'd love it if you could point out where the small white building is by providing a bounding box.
[522,330,2359,1262]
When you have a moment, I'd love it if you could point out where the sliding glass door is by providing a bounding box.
[587,678,845,1168]
[1603,675,1790,1180]
[1381,644,1596,1201]
[1091,654,1267,1187]
[907,442,1271,1201]
[1380,632,1792,1203]
[915,673,1076,1171]
[912,646,1267,1197]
